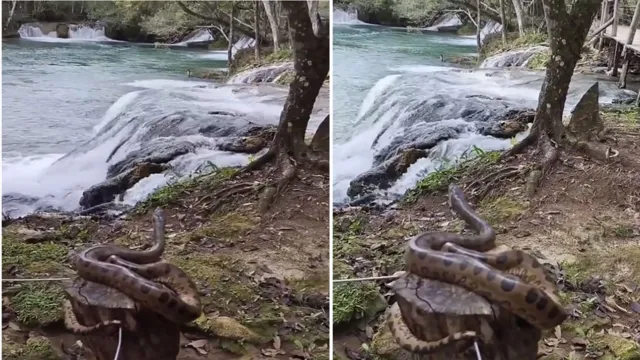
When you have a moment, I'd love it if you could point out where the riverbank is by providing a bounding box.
[3,160,330,360]
[332,106,640,359]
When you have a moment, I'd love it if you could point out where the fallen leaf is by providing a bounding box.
[365,326,374,339]
[555,326,562,339]
[274,335,281,350]
[186,339,208,355]
[571,337,588,348]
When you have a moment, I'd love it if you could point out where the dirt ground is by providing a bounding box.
[332,107,640,360]
[1,165,330,360]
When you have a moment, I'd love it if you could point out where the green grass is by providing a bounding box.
[12,283,65,327]
[403,147,501,203]
[138,165,237,210]
[480,31,548,60]
[2,231,69,275]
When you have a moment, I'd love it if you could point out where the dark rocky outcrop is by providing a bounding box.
[79,162,168,209]
[348,148,429,198]
[55,23,69,38]
[347,100,536,199]
[567,82,602,139]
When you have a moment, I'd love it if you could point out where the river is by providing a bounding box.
[2,28,315,217]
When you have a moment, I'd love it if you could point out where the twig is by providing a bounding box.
[2,277,71,282]
[333,275,401,283]
[114,326,123,360]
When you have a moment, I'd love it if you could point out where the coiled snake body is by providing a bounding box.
[65,208,201,333]
[388,184,567,353]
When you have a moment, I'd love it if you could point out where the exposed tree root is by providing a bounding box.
[465,166,524,201]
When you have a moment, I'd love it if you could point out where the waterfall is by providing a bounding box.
[17,23,114,42]
[334,9,365,25]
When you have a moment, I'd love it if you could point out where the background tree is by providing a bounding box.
[502,0,640,196]
[239,0,329,209]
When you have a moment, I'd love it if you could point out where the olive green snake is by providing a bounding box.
[64,208,202,333]
[388,184,567,353]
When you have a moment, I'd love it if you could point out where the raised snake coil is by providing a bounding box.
[388,184,567,354]
[66,208,202,333]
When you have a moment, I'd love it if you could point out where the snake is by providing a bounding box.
[388,183,567,354]
[66,208,201,333]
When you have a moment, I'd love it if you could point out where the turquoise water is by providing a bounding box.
[332,24,477,142]
[2,39,226,155]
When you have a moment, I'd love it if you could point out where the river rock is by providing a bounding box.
[476,109,535,138]
[227,62,294,85]
[348,148,429,198]
[567,82,602,139]
[56,24,69,38]
[79,162,168,209]
[371,96,534,165]
[480,46,548,68]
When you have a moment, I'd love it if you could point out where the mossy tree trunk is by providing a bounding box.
[476,0,481,50]
[241,0,329,208]
[512,0,525,35]
[499,0,507,45]
[227,3,234,67]
[254,1,261,61]
[503,0,618,194]
[262,0,280,51]
[529,0,601,142]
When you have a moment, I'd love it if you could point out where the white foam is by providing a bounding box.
[357,74,400,119]
[124,79,214,90]
[199,51,229,60]
[93,91,142,134]
[334,9,366,25]
[17,23,120,43]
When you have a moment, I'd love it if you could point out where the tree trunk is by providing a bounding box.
[262,0,280,51]
[270,0,329,161]
[476,0,481,50]
[6,0,18,28]
[228,4,234,67]
[512,0,525,36]
[255,1,261,61]
[530,0,602,141]
[499,0,507,45]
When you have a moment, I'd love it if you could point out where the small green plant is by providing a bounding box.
[332,282,381,324]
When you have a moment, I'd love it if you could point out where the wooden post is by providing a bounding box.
[618,0,640,88]
[611,0,619,37]
[611,41,620,76]
[598,0,608,50]
[65,278,182,360]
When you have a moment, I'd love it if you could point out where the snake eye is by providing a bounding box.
[515,316,531,328]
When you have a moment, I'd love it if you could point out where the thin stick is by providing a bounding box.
[332,275,401,283]
[474,340,482,360]
[2,277,71,282]
[114,326,123,360]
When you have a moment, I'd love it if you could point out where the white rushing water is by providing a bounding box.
[17,23,118,43]
[332,66,637,204]
[3,79,328,217]
[334,9,366,25]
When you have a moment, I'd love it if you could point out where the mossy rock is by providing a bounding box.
[194,314,265,344]
[478,196,528,225]
[3,336,59,360]
[11,282,65,327]
[371,318,403,359]
[333,280,386,325]
[591,334,640,360]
